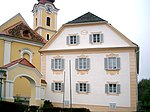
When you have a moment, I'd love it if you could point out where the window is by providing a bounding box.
[104,57,120,70]
[46,17,50,26]
[66,35,79,45]
[89,33,104,44]
[51,58,64,70]
[75,58,90,70]
[76,83,90,93]
[105,83,120,94]
[109,103,116,109]
[20,48,33,63]
[47,34,50,40]
[51,82,64,92]
[35,18,37,26]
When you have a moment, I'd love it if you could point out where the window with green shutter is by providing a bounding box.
[76,82,90,93]
[75,58,90,70]
[105,83,121,94]
[51,58,65,70]
[66,35,79,45]
[104,57,120,70]
[89,33,104,44]
[51,82,64,92]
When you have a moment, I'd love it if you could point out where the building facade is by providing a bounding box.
[0,13,47,106]
[40,12,139,111]
[0,0,139,111]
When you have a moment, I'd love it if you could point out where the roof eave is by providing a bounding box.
[64,21,108,27]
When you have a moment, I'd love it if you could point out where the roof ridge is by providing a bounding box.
[66,12,107,24]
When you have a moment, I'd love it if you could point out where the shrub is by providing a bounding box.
[28,105,39,112]
[0,101,28,112]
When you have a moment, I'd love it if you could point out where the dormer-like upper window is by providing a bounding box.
[89,33,104,44]
[66,35,79,45]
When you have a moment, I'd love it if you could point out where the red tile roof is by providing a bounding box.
[0,58,35,69]
[1,21,47,44]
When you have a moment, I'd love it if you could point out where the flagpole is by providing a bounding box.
[63,71,65,109]
[69,60,72,111]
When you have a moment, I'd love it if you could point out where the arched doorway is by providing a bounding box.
[0,58,44,106]
[13,74,37,106]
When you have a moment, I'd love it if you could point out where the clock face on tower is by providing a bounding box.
[46,5,52,12]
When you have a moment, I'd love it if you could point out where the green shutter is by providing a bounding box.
[61,83,64,92]
[87,58,90,70]
[105,84,109,94]
[87,83,90,93]
[51,59,54,70]
[66,36,70,45]
[101,33,104,43]
[51,83,54,91]
[75,59,79,70]
[117,57,120,69]
[61,59,65,70]
[89,34,93,43]
[77,35,80,44]
[104,58,108,70]
[117,84,121,94]
[76,83,79,93]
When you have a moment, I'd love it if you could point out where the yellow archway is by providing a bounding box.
[13,74,38,105]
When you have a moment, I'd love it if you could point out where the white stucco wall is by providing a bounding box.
[45,52,131,107]
[47,24,130,50]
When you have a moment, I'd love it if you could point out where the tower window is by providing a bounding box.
[46,17,50,26]
[47,34,50,40]
[36,18,37,26]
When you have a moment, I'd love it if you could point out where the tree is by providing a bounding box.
[138,78,150,106]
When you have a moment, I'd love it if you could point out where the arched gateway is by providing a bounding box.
[0,58,46,106]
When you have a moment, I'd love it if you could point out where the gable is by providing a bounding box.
[40,23,137,52]
[1,21,46,44]
[0,13,27,32]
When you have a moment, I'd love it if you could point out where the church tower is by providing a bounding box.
[32,0,59,40]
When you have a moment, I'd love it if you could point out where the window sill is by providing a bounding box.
[105,69,120,71]
[67,44,78,46]
[91,42,103,45]
[106,93,119,96]
[52,91,63,93]
[77,92,89,95]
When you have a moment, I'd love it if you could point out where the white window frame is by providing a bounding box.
[20,48,33,63]
[105,83,120,94]
[51,58,64,70]
[105,57,120,70]
[46,33,50,40]
[76,82,90,93]
[89,33,104,44]
[75,58,90,70]
[46,17,51,26]
[51,82,64,92]
[67,35,79,45]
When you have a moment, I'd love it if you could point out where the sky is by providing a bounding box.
[0,0,150,81]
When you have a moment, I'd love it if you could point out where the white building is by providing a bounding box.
[40,12,139,112]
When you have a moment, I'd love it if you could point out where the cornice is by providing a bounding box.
[0,34,44,47]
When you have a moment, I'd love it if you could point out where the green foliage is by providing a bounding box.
[43,100,53,108]
[138,79,150,111]
[138,78,150,106]
[0,101,28,112]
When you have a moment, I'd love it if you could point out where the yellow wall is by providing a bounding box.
[33,8,57,40]
[10,42,41,71]
[14,77,31,97]
[8,66,41,85]
[0,39,4,66]
[0,14,26,32]
[23,53,30,62]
